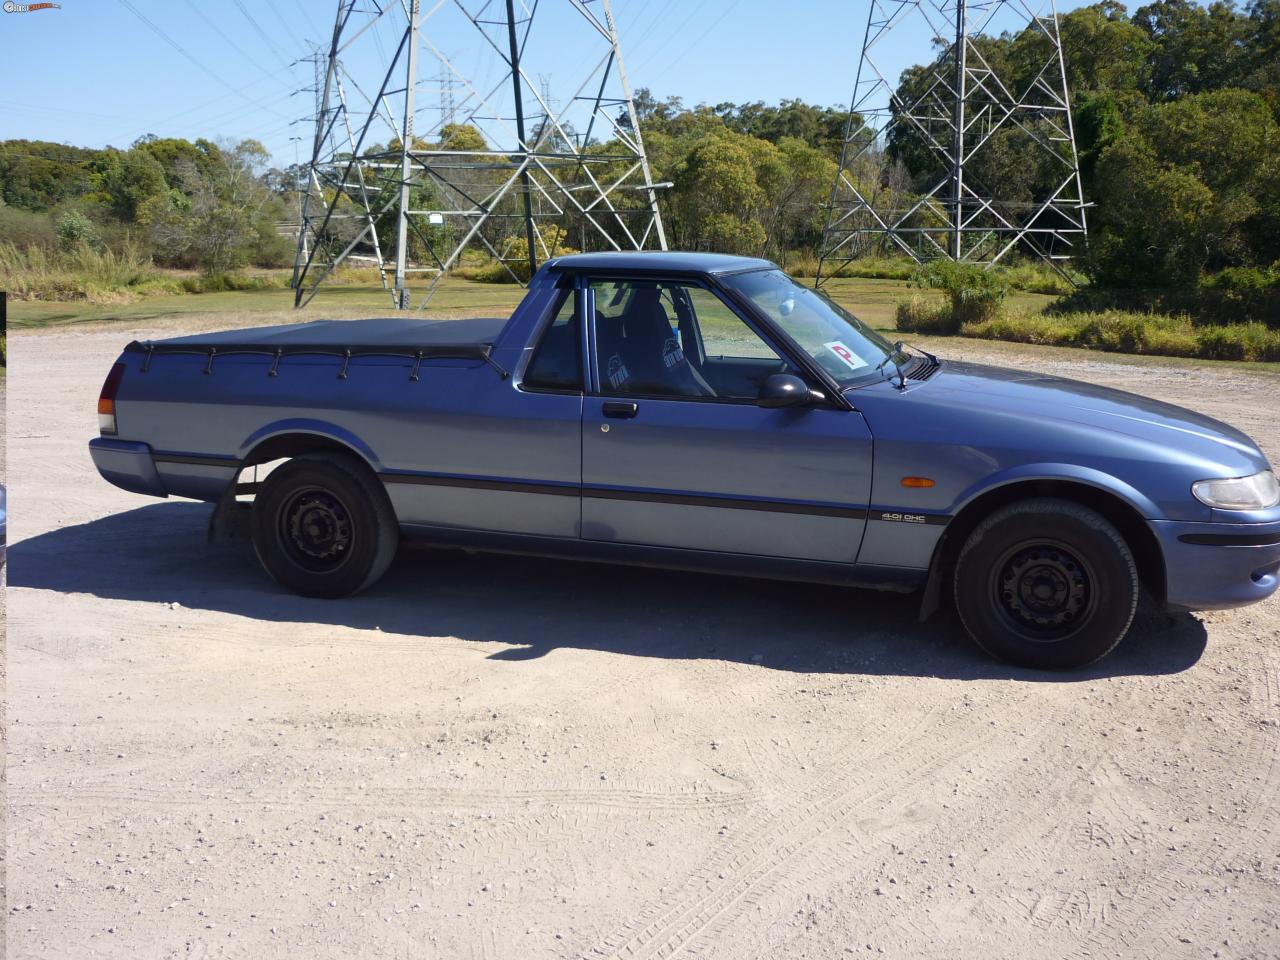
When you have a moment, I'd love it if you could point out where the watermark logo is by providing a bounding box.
[4,1,62,11]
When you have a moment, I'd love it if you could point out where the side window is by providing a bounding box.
[590,278,800,401]
[685,287,785,360]
[523,291,582,391]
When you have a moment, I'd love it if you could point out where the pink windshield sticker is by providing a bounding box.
[823,341,868,371]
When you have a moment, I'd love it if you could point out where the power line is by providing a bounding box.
[106,85,299,150]
[630,1,724,73]
[264,0,307,51]
[290,0,324,38]
[114,0,293,119]
[182,0,294,91]
[638,0,745,78]
[230,0,294,71]
[625,0,684,62]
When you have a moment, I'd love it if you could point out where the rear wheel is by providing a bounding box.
[953,498,1139,669]
[251,453,398,598]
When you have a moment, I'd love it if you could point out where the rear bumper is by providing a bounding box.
[89,438,168,497]
[1151,518,1280,611]
[90,438,242,501]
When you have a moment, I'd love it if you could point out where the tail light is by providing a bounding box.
[98,362,125,435]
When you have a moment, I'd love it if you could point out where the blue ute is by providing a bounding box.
[89,252,1280,669]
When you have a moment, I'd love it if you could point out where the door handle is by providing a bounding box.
[602,401,638,419]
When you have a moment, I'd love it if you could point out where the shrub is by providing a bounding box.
[958,307,1280,362]
[1051,272,1280,326]
[895,295,961,334]
[999,261,1078,296]
[910,260,1010,325]
[452,259,529,284]
[960,312,1086,346]
[1201,265,1278,295]
[1195,322,1280,362]
[56,210,99,251]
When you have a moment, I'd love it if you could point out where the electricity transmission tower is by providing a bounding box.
[816,0,1087,284]
[293,0,666,309]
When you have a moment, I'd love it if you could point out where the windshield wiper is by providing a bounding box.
[875,340,909,390]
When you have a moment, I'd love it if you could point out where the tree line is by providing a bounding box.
[1,0,1277,294]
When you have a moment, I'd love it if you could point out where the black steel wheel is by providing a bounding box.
[954,498,1139,669]
[279,487,355,573]
[252,453,398,598]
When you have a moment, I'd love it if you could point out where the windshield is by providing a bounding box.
[724,269,902,387]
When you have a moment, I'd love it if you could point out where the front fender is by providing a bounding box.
[948,462,1165,521]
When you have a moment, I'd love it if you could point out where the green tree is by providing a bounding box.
[146,139,285,274]
[1089,89,1280,284]
[98,146,168,221]
[1133,0,1252,98]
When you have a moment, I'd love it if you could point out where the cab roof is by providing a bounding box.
[544,251,777,275]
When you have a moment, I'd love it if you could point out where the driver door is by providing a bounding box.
[580,276,873,564]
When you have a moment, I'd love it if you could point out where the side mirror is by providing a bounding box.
[758,373,820,409]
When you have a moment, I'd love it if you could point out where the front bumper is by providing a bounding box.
[1150,518,1280,611]
[90,437,169,497]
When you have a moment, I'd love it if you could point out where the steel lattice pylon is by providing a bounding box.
[816,0,1086,284]
[293,0,666,309]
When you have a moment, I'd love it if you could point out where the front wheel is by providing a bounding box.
[251,453,399,598]
[953,498,1139,669]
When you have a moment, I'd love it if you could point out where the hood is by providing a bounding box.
[920,360,1265,462]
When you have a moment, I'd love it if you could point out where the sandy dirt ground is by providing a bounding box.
[4,320,1280,960]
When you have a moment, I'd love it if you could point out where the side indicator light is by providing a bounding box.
[901,476,935,488]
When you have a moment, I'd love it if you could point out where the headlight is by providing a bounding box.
[1192,470,1280,510]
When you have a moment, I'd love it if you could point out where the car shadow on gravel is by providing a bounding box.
[9,502,1208,681]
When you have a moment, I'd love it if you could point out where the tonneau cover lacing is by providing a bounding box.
[124,340,510,380]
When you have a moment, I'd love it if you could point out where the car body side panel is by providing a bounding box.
[581,398,873,563]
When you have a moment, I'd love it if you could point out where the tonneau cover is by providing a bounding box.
[125,316,514,378]
[150,316,508,348]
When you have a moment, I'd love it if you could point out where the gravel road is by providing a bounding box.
[5,321,1279,959]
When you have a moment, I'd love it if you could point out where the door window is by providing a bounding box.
[589,279,799,401]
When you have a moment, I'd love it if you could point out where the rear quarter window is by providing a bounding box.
[523,292,582,391]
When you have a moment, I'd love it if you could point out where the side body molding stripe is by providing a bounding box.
[377,470,952,525]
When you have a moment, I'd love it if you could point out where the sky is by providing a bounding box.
[0,0,1093,166]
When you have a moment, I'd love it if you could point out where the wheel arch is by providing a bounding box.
[237,419,383,472]
[920,476,1166,619]
[208,425,389,544]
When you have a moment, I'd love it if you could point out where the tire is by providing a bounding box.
[953,497,1139,670]
[251,453,399,598]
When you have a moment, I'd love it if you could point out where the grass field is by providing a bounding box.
[6,277,530,330]
[9,274,1278,375]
